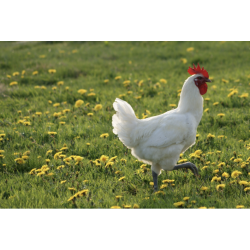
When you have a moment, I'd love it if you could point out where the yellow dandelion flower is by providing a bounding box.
[221,79,229,83]
[213,102,219,106]
[236,205,244,209]
[75,156,84,162]
[204,108,209,112]
[186,47,194,52]
[239,181,249,186]
[32,71,38,75]
[60,180,66,184]
[48,132,57,135]
[217,113,225,118]
[10,81,18,86]
[199,207,207,209]
[7,75,11,78]
[183,197,190,201]
[231,170,242,178]
[57,81,64,86]
[159,79,167,84]
[104,79,109,83]
[173,201,185,207]
[180,58,187,64]
[216,184,226,191]
[75,100,84,108]
[87,93,96,96]
[169,104,176,108]
[240,93,248,98]
[87,113,93,117]
[244,187,250,192]
[111,206,121,209]
[100,133,109,138]
[133,204,140,208]
[48,69,56,74]
[13,72,20,76]
[222,172,230,178]
[207,133,215,139]
[200,186,208,191]
[118,176,126,181]
[78,89,87,95]
[100,155,109,162]
[94,104,103,111]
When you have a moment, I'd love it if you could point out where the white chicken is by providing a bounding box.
[112,64,211,191]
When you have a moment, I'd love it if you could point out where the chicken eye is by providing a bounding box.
[197,76,203,80]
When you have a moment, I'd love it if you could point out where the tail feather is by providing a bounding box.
[112,98,138,148]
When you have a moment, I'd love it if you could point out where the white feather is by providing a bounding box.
[112,74,204,175]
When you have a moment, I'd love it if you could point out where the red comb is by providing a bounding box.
[187,63,209,78]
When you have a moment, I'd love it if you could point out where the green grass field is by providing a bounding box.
[0,41,250,208]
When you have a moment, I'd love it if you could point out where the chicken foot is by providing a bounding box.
[173,162,198,176]
[152,162,198,191]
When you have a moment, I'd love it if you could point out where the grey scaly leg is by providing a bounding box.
[173,162,198,176]
[152,171,158,191]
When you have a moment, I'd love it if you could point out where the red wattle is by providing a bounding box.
[199,83,207,95]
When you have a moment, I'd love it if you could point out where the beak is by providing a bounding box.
[205,78,211,82]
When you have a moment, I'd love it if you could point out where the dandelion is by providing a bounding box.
[75,100,84,108]
[199,207,207,209]
[100,155,109,162]
[94,104,102,111]
[216,184,225,191]
[221,79,229,83]
[218,162,226,167]
[75,156,84,162]
[213,169,219,174]
[238,181,249,186]
[118,176,126,182]
[78,89,87,95]
[180,58,187,64]
[87,113,93,117]
[115,76,122,80]
[104,79,109,83]
[183,197,190,201]
[236,205,244,209]
[57,81,64,86]
[200,186,208,191]
[202,166,208,170]
[32,71,38,75]
[169,104,176,108]
[10,81,18,86]
[244,187,250,192]
[207,133,215,139]
[217,113,225,118]
[231,170,242,178]
[160,184,168,189]
[111,206,121,209]
[60,180,66,184]
[135,96,142,100]
[204,108,209,112]
[48,69,56,74]
[240,93,248,98]
[186,47,194,52]
[48,132,57,135]
[234,158,243,163]
[173,201,185,207]
[87,93,96,96]
[159,79,167,84]
[133,204,140,208]
[13,72,20,76]
[222,172,230,178]
[100,133,109,138]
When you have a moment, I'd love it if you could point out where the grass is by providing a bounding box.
[0,41,250,208]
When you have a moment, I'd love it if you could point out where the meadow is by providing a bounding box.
[0,41,250,208]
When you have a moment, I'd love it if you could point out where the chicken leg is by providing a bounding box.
[152,162,198,191]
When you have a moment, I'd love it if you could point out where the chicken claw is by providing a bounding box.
[173,162,199,176]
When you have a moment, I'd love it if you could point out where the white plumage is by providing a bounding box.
[112,73,209,182]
